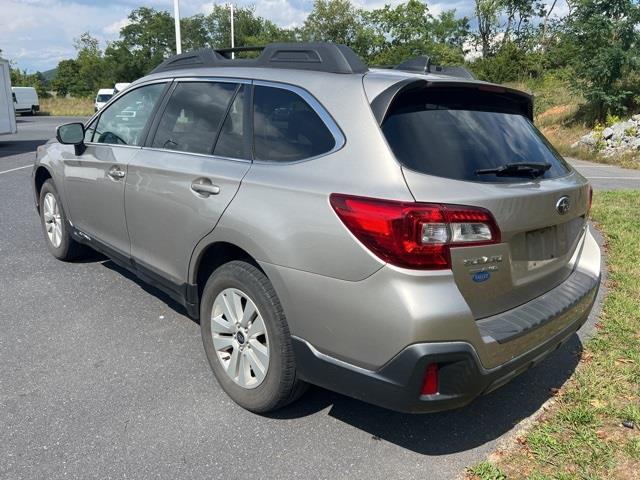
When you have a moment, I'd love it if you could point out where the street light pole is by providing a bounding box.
[229,3,235,59]
[174,0,182,54]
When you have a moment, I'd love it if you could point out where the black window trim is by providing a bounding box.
[251,80,346,165]
[84,79,172,148]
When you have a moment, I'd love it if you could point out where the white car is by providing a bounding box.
[12,86,39,115]
[94,88,114,112]
[0,58,17,135]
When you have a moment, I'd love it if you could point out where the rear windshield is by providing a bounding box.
[97,94,113,102]
[381,88,569,183]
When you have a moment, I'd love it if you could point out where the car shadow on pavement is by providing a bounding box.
[101,260,192,319]
[99,258,582,455]
[269,335,582,455]
[0,139,48,158]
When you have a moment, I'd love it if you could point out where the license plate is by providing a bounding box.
[526,226,558,261]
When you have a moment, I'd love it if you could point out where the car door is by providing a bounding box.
[62,81,168,259]
[124,79,251,287]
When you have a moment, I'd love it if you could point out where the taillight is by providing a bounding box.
[330,194,500,270]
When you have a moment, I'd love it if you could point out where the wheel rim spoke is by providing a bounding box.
[211,287,269,389]
[211,313,233,334]
[247,315,266,339]
[212,334,235,351]
[231,290,244,323]
[240,300,257,328]
[248,339,268,367]
[220,292,238,324]
[226,346,241,379]
[246,348,266,384]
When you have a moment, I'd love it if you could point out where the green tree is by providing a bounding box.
[302,0,365,45]
[71,32,107,97]
[111,7,175,75]
[363,0,468,65]
[563,0,640,120]
[52,59,80,97]
[204,4,293,51]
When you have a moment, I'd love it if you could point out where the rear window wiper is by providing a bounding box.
[475,162,552,178]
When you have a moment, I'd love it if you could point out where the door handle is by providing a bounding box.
[108,166,126,180]
[191,180,220,196]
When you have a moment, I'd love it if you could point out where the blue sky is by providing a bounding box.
[0,0,567,72]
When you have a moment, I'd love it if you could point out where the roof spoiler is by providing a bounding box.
[150,43,369,75]
[370,78,534,125]
[393,56,476,80]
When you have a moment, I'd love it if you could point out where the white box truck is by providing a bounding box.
[0,58,17,136]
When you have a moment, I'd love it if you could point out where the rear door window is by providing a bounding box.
[381,88,570,183]
[213,85,248,159]
[253,85,335,162]
[151,82,238,155]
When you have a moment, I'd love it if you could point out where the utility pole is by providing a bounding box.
[174,0,182,54]
[229,3,235,59]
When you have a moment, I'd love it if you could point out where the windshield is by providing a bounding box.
[97,94,113,103]
[381,88,570,183]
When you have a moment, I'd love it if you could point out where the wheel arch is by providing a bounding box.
[192,241,264,298]
[33,165,53,212]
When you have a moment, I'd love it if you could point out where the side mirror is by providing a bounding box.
[56,122,86,155]
[56,122,85,145]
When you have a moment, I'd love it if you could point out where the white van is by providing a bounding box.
[94,88,114,111]
[114,82,130,94]
[0,58,17,135]
[12,86,39,115]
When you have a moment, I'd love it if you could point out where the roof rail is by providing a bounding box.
[150,42,369,75]
[393,56,476,80]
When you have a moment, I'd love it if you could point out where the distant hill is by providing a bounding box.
[41,68,57,81]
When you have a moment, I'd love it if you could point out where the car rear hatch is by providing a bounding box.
[369,76,591,319]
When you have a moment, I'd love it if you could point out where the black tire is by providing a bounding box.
[29,106,36,116]
[200,260,307,413]
[39,179,88,261]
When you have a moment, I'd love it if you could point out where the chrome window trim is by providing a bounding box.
[140,146,251,164]
[84,79,171,148]
[251,80,346,165]
[174,77,251,85]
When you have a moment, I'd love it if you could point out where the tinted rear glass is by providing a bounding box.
[253,86,335,162]
[381,88,569,183]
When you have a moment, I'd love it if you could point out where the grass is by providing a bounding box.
[39,96,94,116]
[507,78,640,170]
[466,190,640,480]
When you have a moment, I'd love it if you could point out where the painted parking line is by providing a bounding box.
[0,165,31,175]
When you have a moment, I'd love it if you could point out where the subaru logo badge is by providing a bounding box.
[556,196,570,215]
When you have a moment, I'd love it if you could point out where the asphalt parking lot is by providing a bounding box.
[0,116,635,480]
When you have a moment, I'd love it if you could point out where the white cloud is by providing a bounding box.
[103,17,132,35]
[0,0,130,71]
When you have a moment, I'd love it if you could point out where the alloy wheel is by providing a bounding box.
[210,288,270,389]
[43,192,62,248]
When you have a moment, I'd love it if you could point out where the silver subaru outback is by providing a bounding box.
[32,43,601,413]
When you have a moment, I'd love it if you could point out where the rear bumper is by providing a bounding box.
[293,273,598,413]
